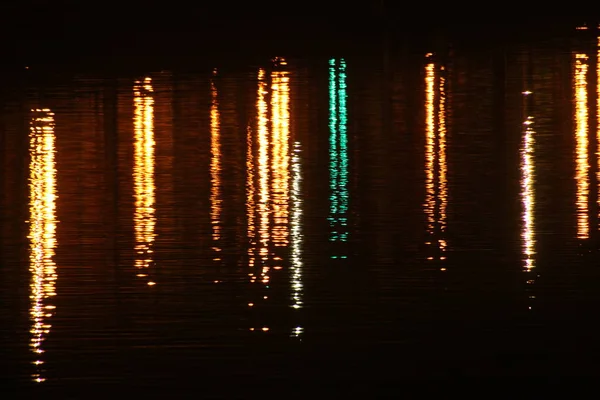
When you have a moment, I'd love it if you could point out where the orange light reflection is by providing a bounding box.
[133,77,157,285]
[28,108,58,383]
[210,70,222,260]
[574,53,589,239]
[423,61,448,263]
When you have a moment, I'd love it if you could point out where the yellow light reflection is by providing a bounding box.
[247,122,257,274]
[210,70,222,260]
[270,68,291,249]
[247,61,296,335]
[521,89,536,309]
[424,61,448,263]
[438,73,448,256]
[257,68,270,285]
[574,53,589,239]
[133,77,157,285]
[28,108,58,383]
[424,62,435,239]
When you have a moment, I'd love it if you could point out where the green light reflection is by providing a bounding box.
[328,58,349,259]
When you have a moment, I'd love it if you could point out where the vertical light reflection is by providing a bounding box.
[597,37,600,225]
[257,68,270,284]
[133,77,157,285]
[424,62,436,244]
[270,67,291,251]
[210,70,222,260]
[424,59,448,263]
[247,59,295,335]
[521,90,536,308]
[247,123,256,273]
[328,58,349,259]
[290,142,303,314]
[574,53,589,239]
[438,71,448,256]
[28,108,58,383]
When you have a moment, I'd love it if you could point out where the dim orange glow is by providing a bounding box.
[210,71,222,260]
[597,37,600,225]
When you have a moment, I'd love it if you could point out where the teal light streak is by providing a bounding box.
[328,58,349,256]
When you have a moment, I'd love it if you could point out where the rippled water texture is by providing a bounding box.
[3,30,600,394]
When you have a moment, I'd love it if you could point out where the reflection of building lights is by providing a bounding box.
[520,89,536,299]
[438,74,447,257]
[328,58,349,259]
[425,63,435,240]
[574,54,589,239]
[210,72,222,260]
[270,68,290,249]
[290,142,303,312]
[291,326,304,338]
[248,60,299,336]
[424,61,448,263]
[28,108,58,383]
[133,77,157,283]
[256,68,270,270]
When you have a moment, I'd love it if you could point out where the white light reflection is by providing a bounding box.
[28,108,58,383]
[290,141,304,336]
[520,89,536,309]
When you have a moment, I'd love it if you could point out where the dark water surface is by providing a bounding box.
[3,30,600,395]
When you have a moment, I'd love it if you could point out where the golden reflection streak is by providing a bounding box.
[424,62,435,241]
[424,61,448,262]
[210,71,222,260]
[28,108,57,383]
[257,68,270,283]
[247,123,256,274]
[574,54,589,239]
[438,72,448,257]
[133,77,157,285]
[270,68,291,251]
